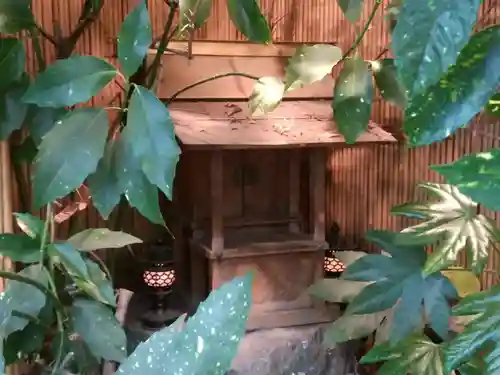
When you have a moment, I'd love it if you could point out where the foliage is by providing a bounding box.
[0,0,500,373]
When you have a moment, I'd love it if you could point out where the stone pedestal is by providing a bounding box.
[229,325,361,375]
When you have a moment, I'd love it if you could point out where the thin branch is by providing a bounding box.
[147,5,177,88]
[34,23,57,45]
[166,72,259,104]
[374,47,389,61]
[342,0,384,60]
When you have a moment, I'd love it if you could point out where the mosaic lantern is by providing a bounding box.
[324,249,346,277]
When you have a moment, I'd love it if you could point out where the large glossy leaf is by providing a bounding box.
[76,259,115,306]
[49,243,90,279]
[4,320,46,365]
[323,310,389,346]
[333,57,373,144]
[115,135,165,226]
[13,212,44,238]
[178,0,212,35]
[22,56,117,107]
[87,140,123,219]
[116,274,252,375]
[403,26,500,146]
[125,85,180,200]
[226,0,271,43]
[248,76,284,115]
[361,334,446,375]
[117,0,152,77]
[0,0,34,33]
[0,234,41,263]
[0,75,29,140]
[0,38,25,89]
[432,149,500,211]
[71,298,127,362]
[392,0,481,97]
[68,228,142,251]
[372,58,406,107]
[342,230,457,342]
[284,44,342,91]
[32,108,109,208]
[391,183,498,275]
[25,106,68,145]
[444,286,500,373]
[308,278,370,303]
[3,265,49,335]
[336,0,364,23]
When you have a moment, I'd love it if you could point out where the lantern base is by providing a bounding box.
[141,307,181,330]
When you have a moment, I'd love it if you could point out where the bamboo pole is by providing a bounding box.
[0,141,22,375]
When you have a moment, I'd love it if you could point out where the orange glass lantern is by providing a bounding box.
[140,241,178,329]
[324,249,345,277]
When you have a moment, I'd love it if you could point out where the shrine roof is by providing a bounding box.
[169,100,396,149]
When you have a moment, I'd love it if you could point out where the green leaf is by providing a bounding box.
[344,229,455,343]
[3,265,49,335]
[333,57,373,144]
[22,56,117,107]
[284,44,342,91]
[0,234,41,262]
[424,273,458,339]
[323,310,388,346]
[485,92,500,116]
[336,0,364,23]
[32,108,109,209]
[115,135,165,226]
[403,25,500,146]
[87,140,123,219]
[51,333,100,375]
[334,250,367,266]
[392,0,481,97]
[178,0,212,35]
[308,278,370,303]
[444,286,500,373]
[4,321,45,365]
[0,75,29,140]
[431,149,500,211]
[25,106,68,145]
[362,334,445,375]
[391,183,497,275]
[0,38,25,89]
[117,274,252,375]
[248,76,284,115]
[76,259,115,306]
[226,0,271,43]
[125,85,181,200]
[372,58,407,107]
[117,0,152,77]
[71,298,127,362]
[0,0,34,33]
[49,243,90,279]
[67,228,142,251]
[13,212,44,238]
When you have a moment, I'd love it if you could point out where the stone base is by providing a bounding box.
[229,324,362,375]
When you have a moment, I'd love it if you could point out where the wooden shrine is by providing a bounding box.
[148,41,396,330]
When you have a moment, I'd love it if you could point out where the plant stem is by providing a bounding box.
[39,204,52,265]
[341,0,383,60]
[48,273,65,375]
[146,4,177,88]
[30,30,46,71]
[166,72,260,104]
[0,270,64,312]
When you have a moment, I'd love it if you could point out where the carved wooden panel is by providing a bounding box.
[211,250,322,309]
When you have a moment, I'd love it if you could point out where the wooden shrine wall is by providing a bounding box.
[5,0,500,287]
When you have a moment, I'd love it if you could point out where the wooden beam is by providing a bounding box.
[210,151,224,255]
[310,149,326,242]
